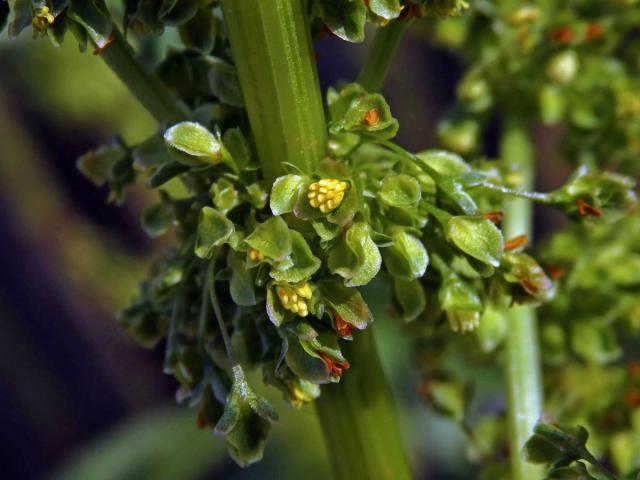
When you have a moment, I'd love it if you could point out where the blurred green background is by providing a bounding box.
[0,20,512,480]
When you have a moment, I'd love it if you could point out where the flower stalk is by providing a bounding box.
[500,121,543,480]
[220,2,412,477]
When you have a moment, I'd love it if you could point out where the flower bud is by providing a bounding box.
[439,276,482,333]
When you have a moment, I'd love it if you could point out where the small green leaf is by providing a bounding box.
[270,231,321,283]
[67,0,113,48]
[266,286,287,327]
[7,0,32,38]
[524,423,592,467]
[378,174,422,207]
[179,7,216,53]
[164,121,223,164]
[223,128,254,171]
[318,279,373,330]
[445,216,504,267]
[270,175,307,216]
[245,217,292,262]
[195,207,234,259]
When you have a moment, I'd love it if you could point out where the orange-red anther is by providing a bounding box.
[363,108,381,126]
[585,23,604,42]
[334,311,354,337]
[317,351,350,377]
[577,198,602,217]
[549,26,574,44]
[93,34,116,55]
[484,211,504,224]
[504,234,529,251]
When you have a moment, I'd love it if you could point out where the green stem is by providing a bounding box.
[315,328,412,480]
[357,20,410,92]
[220,0,326,184]
[500,121,543,480]
[99,29,189,124]
[220,2,411,478]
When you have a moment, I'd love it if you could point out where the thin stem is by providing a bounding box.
[197,269,211,352]
[315,328,412,480]
[98,29,190,124]
[207,250,237,366]
[220,0,327,183]
[472,183,554,204]
[357,20,410,92]
[500,121,543,480]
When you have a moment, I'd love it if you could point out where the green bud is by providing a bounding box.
[164,121,224,166]
[195,207,235,259]
[215,365,278,467]
[439,276,482,333]
[499,252,555,305]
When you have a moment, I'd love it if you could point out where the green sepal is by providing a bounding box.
[445,215,504,267]
[368,0,403,20]
[195,207,235,259]
[318,278,373,330]
[141,198,174,238]
[334,91,399,140]
[223,127,255,172]
[384,230,429,280]
[214,365,278,467]
[270,231,321,284]
[244,217,292,262]
[210,178,240,214]
[266,285,288,327]
[392,278,426,322]
[313,0,367,43]
[270,174,308,216]
[499,252,555,305]
[328,222,382,287]
[416,149,471,176]
[67,0,113,48]
[6,0,32,38]
[378,174,422,208]
[208,58,244,108]
[159,0,199,26]
[164,121,224,166]
[178,7,216,53]
[524,423,592,468]
[77,144,127,186]
[229,252,258,307]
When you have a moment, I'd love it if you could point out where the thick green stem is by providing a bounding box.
[315,328,412,480]
[357,20,409,92]
[99,29,189,124]
[220,2,411,478]
[500,122,543,480]
[220,0,326,184]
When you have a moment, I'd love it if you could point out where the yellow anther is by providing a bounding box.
[35,6,55,24]
[307,179,348,213]
[276,282,313,317]
[249,248,265,262]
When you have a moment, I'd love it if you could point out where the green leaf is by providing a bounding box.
[244,217,292,262]
[159,0,199,26]
[547,463,597,480]
[392,278,426,322]
[208,59,244,107]
[384,231,429,280]
[328,222,382,287]
[369,0,403,20]
[445,216,504,267]
[314,0,367,42]
[164,122,223,165]
[270,175,307,216]
[270,231,321,283]
[318,279,373,330]
[195,207,234,259]
[215,365,277,467]
[378,174,422,208]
